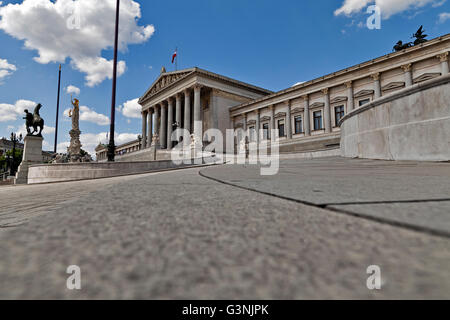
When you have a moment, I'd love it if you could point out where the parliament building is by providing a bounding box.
[96,33,450,162]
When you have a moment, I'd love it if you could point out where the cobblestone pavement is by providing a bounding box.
[0,160,449,299]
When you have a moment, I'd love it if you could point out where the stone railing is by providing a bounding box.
[339,73,450,161]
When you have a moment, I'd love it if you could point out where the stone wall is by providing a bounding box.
[27,157,214,184]
[340,73,450,161]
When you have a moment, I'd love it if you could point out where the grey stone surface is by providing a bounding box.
[200,157,450,235]
[0,162,449,299]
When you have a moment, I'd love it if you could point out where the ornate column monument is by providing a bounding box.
[68,97,82,162]
[15,104,45,185]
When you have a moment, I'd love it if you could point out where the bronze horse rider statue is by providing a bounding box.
[24,103,45,137]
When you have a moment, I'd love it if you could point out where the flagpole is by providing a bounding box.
[175,47,178,71]
[54,64,62,154]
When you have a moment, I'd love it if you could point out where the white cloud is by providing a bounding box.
[0,99,36,122]
[57,131,139,155]
[335,0,444,18]
[66,85,80,95]
[292,81,305,87]
[438,12,450,22]
[118,98,141,118]
[64,105,110,126]
[0,0,155,87]
[0,57,16,82]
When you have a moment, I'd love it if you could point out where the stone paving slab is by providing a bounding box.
[0,166,449,299]
[200,157,450,235]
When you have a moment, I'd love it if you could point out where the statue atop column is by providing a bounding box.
[68,96,82,162]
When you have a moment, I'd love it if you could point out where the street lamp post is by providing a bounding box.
[107,0,120,162]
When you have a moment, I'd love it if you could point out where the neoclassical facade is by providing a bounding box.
[96,33,450,161]
[138,67,272,152]
[230,33,450,153]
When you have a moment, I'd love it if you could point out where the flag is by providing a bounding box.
[172,49,177,64]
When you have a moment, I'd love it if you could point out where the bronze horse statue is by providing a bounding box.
[24,103,45,137]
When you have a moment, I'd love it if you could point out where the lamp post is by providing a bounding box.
[10,132,23,176]
[54,64,62,154]
[107,0,120,162]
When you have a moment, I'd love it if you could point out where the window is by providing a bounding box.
[313,111,323,130]
[262,123,269,140]
[359,98,370,107]
[278,120,285,137]
[334,105,345,126]
[249,126,255,142]
[294,116,303,134]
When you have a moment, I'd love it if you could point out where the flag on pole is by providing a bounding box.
[172,49,177,64]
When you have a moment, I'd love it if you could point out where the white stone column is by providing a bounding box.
[176,94,182,142]
[142,111,147,149]
[147,108,153,148]
[437,52,449,74]
[345,81,354,112]
[286,100,292,139]
[372,73,381,99]
[154,105,160,147]
[160,103,167,149]
[167,98,174,150]
[243,113,247,132]
[256,109,261,144]
[270,106,275,139]
[302,95,311,136]
[401,64,413,87]
[322,88,331,133]
[193,85,202,148]
[184,89,191,133]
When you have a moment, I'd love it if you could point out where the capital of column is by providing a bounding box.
[344,81,353,89]
[321,88,329,95]
[176,93,183,101]
[437,52,449,62]
[371,73,381,81]
[193,84,202,91]
[301,94,309,101]
[401,63,412,72]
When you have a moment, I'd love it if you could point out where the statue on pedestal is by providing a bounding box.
[24,103,45,137]
[68,96,82,162]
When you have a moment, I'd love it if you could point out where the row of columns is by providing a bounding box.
[235,51,450,141]
[141,85,203,150]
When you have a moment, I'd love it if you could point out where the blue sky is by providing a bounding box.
[0,0,449,154]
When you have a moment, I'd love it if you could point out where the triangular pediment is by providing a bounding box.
[291,107,304,114]
[139,69,195,103]
[310,102,325,109]
[260,116,271,122]
[354,89,374,98]
[382,81,405,92]
[330,96,348,104]
[413,72,441,84]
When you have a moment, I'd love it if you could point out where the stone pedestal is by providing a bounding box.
[15,135,43,185]
[68,129,82,162]
[150,134,160,161]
